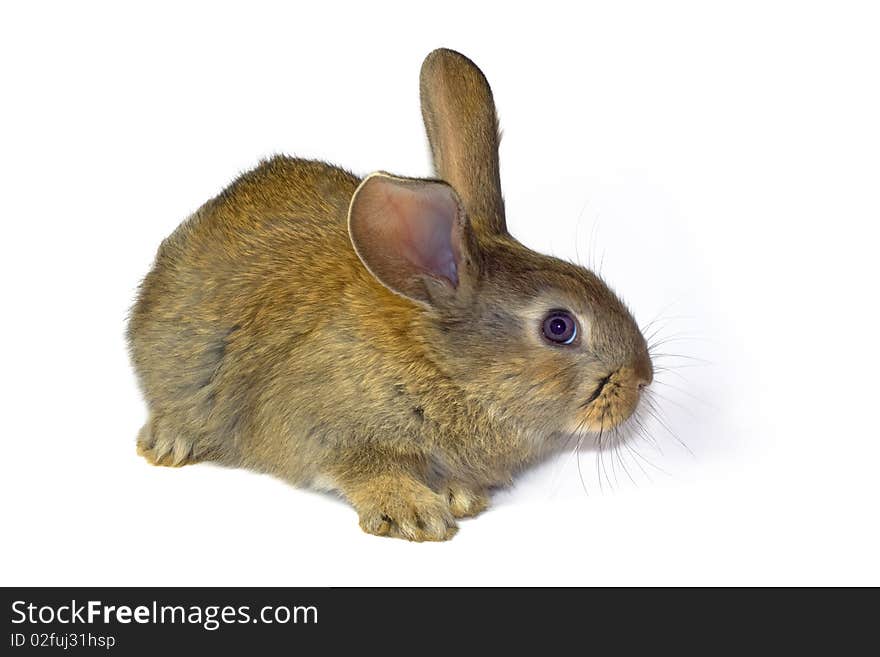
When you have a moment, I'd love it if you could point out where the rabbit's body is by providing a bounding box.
[129,157,363,476]
[129,157,534,521]
[129,50,653,540]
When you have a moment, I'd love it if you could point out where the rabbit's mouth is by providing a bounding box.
[576,365,650,432]
[584,374,612,406]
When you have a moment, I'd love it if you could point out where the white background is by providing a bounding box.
[2,1,878,586]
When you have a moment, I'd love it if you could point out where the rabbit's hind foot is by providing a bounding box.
[136,417,199,467]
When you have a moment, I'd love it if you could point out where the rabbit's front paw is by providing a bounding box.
[445,482,489,519]
[353,475,458,542]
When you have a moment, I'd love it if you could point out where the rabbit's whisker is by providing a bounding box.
[644,394,694,457]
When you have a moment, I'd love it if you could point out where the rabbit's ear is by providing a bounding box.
[348,172,475,305]
[420,48,506,237]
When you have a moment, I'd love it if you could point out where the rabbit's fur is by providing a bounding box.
[128,49,652,541]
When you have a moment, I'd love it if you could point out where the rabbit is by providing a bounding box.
[127,48,653,541]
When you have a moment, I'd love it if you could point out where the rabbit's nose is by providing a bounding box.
[633,352,653,390]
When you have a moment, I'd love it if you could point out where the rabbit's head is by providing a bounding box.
[348,49,651,440]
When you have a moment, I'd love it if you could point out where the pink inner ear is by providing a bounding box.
[387,186,461,287]
[349,174,467,303]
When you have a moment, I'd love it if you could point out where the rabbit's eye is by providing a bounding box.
[542,310,578,345]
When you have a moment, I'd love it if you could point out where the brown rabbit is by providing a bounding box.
[127,48,653,541]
